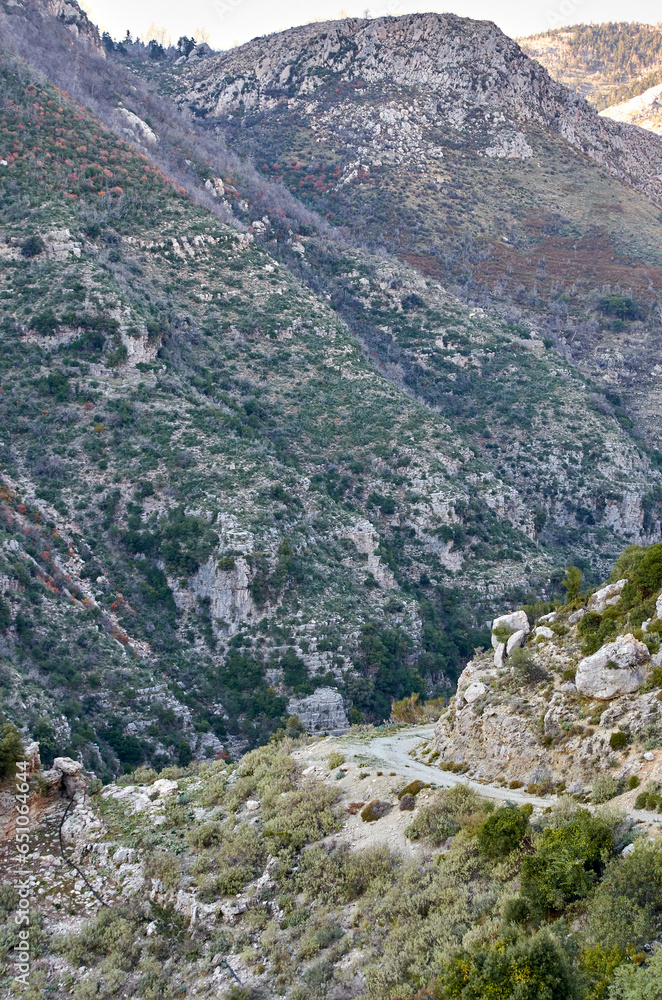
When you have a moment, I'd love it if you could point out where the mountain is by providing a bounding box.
[601,81,662,135]
[520,22,662,109]
[0,5,660,778]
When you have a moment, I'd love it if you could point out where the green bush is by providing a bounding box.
[0,723,23,780]
[436,929,575,1000]
[21,234,45,258]
[295,844,396,903]
[587,841,662,952]
[520,810,613,912]
[262,781,341,851]
[405,784,481,845]
[477,806,528,858]
[327,751,345,770]
[607,947,662,999]
[591,774,620,803]
[610,732,627,750]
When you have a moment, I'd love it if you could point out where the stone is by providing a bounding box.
[151,779,179,797]
[286,686,349,733]
[575,633,650,700]
[116,107,158,147]
[561,682,577,694]
[493,643,505,668]
[622,843,635,856]
[644,751,655,761]
[657,593,662,619]
[568,609,586,625]
[506,630,526,655]
[587,579,627,614]
[538,612,558,623]
[53,757,83,775]
[535,625,554,640]
[491,610,530,648]
[463,681,486,705]
[245,799,260,812]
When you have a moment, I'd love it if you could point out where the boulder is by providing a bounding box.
[286,686,349,733]
[538,612,558,623]
[575,633,650,700]
[463,681,486,705]
[535,625,554,640]
[657,593,662,619]
[493,643,506,668]
[568,609,586,625]
[491,610,530,648]
[151,778,178,797]
[506,630,526,655]
[587,579,627,614]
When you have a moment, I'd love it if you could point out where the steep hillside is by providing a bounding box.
[170,14,662,459]
[0,6,661,773]
[601,81,662,135]
[520,22,662,109]
[433,543,662,799]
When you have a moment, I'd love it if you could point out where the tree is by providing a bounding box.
[177,36,196,57]
[561,566,583,603]
[0,723,23,780]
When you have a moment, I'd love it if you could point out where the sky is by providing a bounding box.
[78,0,662,51]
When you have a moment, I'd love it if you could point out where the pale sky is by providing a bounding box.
[79,0,662,51]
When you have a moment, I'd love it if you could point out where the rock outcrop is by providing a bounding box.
[287,687,349,734]
[575,634,650,700]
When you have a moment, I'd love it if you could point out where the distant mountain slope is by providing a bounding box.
[172,14,662,460]
[0,5,661,774]
[601,81,662,135]
[520,22,662,109]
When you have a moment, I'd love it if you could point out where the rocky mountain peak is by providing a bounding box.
[184,12,662,205]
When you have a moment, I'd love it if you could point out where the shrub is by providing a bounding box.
[591,774,620,803]
[587,841,662,952]
[295,844,396,903]
[436,929,575,1000]
[397,779,428,799]
[361,800,392,822]
[607,946,662,998]
[0,723,23,780]
[477,806,528,858]
[404,784,481,845]
[610,731,627,750]
[509,779,524,789]
[510,647,548,685]
[399,793,416,811]
[21,235,45,258]
[520,810,613,912]
[634,791,650,810]
[327,751,345,770]
[262,781,341,851]
[628,776,640,790]
[503,897,530,925]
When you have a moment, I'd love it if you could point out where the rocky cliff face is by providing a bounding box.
[182,14,662,205]
[433,550,662,796]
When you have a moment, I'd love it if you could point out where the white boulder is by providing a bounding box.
[463,681,486,705]
[491,610,530,648]
[587,579,627,614]
[53,757,83,775]
[493,642,506,668]
[575,633,650,700]
[151,778,179,797]
[535,625,554,640]
[506,630,526,655]
[657,593,662,619]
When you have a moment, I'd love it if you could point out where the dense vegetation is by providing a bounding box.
[4,740,661,999]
